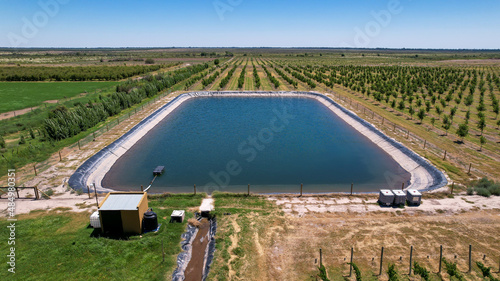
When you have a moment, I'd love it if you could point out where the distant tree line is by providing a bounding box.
[0,65,171,81]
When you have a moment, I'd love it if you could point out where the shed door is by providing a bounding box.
[102,210,123,234]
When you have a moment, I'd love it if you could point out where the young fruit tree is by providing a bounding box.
[456,123,469,143]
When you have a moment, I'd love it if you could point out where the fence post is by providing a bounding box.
[247,184,250,196]
[106,123,109,131]
[320,248,322,267]
[78,140,81,150]
[349,247,354,277]
[59,151,62,161]
[94,185,99,208]
[439,245,443,273]
[443,150,447,160]
[401,182,405,190]
[450,182,454,195]
[141,185,143,192]
[469,245,472,272]
[409,245,413,275]
[194,184,196,195]
[33,165,37,176]
[379,247,384,276]
[87,186,91,199]
[15,187,20,198]
[468,163,472,174]
[300,183,303,197]
[350,183,353,195]
[423,139,427,149]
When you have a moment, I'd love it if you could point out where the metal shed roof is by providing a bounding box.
[380,189,394,195]
[100,193,145,211]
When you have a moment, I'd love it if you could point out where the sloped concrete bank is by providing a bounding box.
[69,91,447,192]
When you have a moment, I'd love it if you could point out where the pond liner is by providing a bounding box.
[69,91,447,193]
[172,224,198,281]
[68,94,186,192]
[172,216,218,281]
[202,217,217,281]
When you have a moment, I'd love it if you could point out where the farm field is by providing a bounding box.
[0,81,119,113]
[0,194,205,280]
[0,48,499,281]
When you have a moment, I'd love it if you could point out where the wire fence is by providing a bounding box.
[313,245,500,277]
[68,91,174,150]
[325,88,490,179]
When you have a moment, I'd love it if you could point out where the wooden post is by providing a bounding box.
[194,184,196,195]
[439,245,443,273]
[59,151,62,161]
[443,150,447,160]
[300,183,303,197]
[320,248,323,267]
[141,185,143,192]
[423,139,427,149]
[409,245,413,275]
[350,183,353,195]
[117,117,120,124]
[451,182,454,195]
[394,124,396,131]
[382,117,385,125]
[247,184,250,196]
[94,186,99,208]
[468,163,472,174]
[406,130,410,139]
[106,123,109,131]
[372,111,375,119]
[15,187,20,198]
[87,186,91,199]
[401,182,405,190]
[469,244,472,272]
[349,247,354,277]
[379,247,384,276]
[78,140,81,150]
[33,165,37,176]
[93,132,96,141]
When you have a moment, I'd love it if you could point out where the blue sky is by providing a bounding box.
[1,0,499,48]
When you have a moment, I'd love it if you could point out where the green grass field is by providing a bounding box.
[0,81,119,113]
[0,194,205,281]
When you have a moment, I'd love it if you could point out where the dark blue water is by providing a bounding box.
[102,97,410,193]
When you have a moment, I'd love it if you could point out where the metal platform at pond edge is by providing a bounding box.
[153,166,165,176]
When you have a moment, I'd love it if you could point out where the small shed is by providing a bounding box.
[379,189,394,206]
[171,210,185,223]
[392,190,406,206]
[406,189,422,206]
[98,192,148,234]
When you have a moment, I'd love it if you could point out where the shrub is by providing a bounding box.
[387,264,399,281]
[317,264,330,281]
[466,187,474,195]
[19,135,26,145]
[476,261,491,277]
[0,135,5,148]
[413,262,430,281]
[144,58,155,64]
[442,258,464,281]
[348,262,362,281]
[488,184,500,196]
[476,188,491,197]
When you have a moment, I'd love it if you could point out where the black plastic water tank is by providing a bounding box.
[142,208,158,232]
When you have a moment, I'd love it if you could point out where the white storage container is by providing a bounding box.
[171,210,185,223]
[379,189,394,206]
[406,189,422,206]
[392,190,406,205]
[90,211,101,228]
